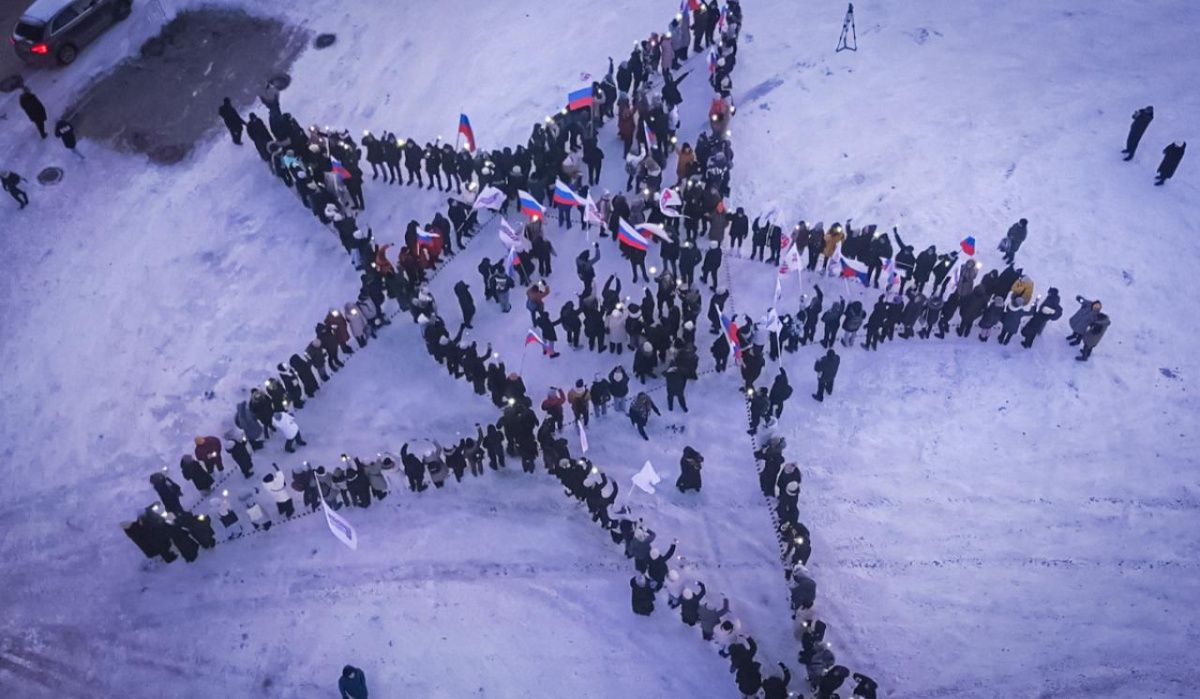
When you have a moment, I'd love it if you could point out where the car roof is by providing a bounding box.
[19,0,77,24]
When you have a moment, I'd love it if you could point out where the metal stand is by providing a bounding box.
[836,3,857,52]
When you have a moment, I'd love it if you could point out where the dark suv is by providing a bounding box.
[11,0,133,66]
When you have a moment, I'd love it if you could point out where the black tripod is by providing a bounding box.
[836,3,857,52]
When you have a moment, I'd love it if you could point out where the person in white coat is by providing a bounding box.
[272,411,307,453]
[238,489,271,530]
[606,308,628,354]
[263,466,295,517]
[344,302,369,348]
[664,569,687,608]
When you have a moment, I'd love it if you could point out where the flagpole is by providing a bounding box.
[519,340,531,375]
[455,107,462,151]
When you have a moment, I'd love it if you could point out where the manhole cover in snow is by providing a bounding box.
[269,74,291,90]
[37,167,64,185]
[0,74,23,93]
[314,33,336,49]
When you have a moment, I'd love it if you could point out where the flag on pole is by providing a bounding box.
[960,235,976,256]
[643,120,658,151]
[617,218,649,251]
[839,257,871,285]
[773,276,783,306]
[457,113,476,152]
[568,83,594,111]
[719,310,742,359]
[718,4,728,30]
[472,185,506,212]
[584,195,604,226]
[637,222,671,242]
[498,218,522,248]
[517,190,545,219]
[525,329,547,348]
[504,245,521,279]
[780,241,803,275]
[708,47,719,74]
[577,422,589,454]
[330,157,351,180]
[631,460,662,494]
[416,227,441,243]
[659,187,682,212]
[319,491,359,550]
[552,179,585,207]
[884,257,899,290]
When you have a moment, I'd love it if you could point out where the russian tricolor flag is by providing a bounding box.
[552,179,584,207]
[839,257,871,285]
[504,245,521,279]
[719,311,742,359]
[517,190,545,219]
[458,113,476,153]
[568,83,594,111]
[708,48,719,74]
[617,218,649,251]
[416,227,441,243]
[960,235,976,256]
[525,329,547,348]
[330,157,351,180]
[643,121,657,151]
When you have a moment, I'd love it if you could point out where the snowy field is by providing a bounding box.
[1,0,1199,697]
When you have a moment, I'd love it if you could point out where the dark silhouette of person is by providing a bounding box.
[1155,142,1186,185]
[1122,106,1153,161]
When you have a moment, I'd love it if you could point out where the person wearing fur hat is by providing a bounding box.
[263,466,295,517]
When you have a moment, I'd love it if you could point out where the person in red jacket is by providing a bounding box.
[194,435,224,473]
[541,387,566,432]
[325,309,355,357]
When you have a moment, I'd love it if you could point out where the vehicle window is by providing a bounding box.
[50,7,81,33]
[14,21,45,42]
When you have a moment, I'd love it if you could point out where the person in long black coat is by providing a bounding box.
[768,368,793,418]
[1123,106,1153,160]
[218,97,245,144]
[150,472,185,515]
[246,113,272,161]
[1156,142,1186,185]
[813,349,840,402]
[19,87,47,138]
[630,574,659,615]
[54,119,83,158]
[176,511,216,549]
[166,518,200,562]
[675,446,703,492]
[289,353,320,398]
[1020,288,1063,348]
[180,455,214,492]
[454,281,476,328]
[338,665,369,699]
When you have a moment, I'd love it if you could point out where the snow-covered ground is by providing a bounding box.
[1,0,1198,696]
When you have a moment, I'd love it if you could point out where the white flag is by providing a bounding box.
[584,195,604,226]
[498,218,522,248]
[632,460,662,494]
[472,185,506,212]
[779,242,803,275]
[659,187,682,212]
[577,421,589,453]
[320,499,358,550]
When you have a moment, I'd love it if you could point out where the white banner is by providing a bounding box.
[472,185,507,211]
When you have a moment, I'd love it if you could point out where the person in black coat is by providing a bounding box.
[676,446,703,492]
[150,472,185,515]
[1155,142,1186,185]
[218,97,244,145]
[1002,219,1028,265]
[246,113,272,161]
[630,573,659,615]
[53,119,84,159]
[851,672,878,699]
[180,455,213,493]
[166,516,200,562]
[19,86,47,138]
[176,511,216,549]
[820,299,845,349]
[768,368,793,418]
[453,281,475,328]
[748,385,770,435]
[289,353,320,398]
[813,349,839,402]
[761,663,791,699]
[338,665,368,699]
[1020,288,1063,348]
[1123,106,1153,160]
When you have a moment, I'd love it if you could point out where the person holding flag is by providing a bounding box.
[553,179,585,230]
[617,218,651,282]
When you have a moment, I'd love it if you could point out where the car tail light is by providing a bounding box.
[31,43,48,54]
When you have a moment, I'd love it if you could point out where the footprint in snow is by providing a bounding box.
[1121,270,1134,286]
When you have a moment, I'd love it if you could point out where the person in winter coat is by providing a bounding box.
[676,446,703,492]
[851,672,879,699]
[956,286,989,337]
[1076,312,1111,361]
[193,435,224,473]
[630,573,660,615]
[453,280,476,328]
[1123,106,1154,160]
[164,515,201,563]
[768,368,793,418]
[1066,296,1102,344]
[289,353,320,398]
[1010,274,1035,306]
[338,665,369,699]
[1002,218,1028,265]
[820,299,845,349]
[608,366,631,413]
[150,472,185,515]
[1,170,29,209]
[1020,288,1063,348]
[813,349,839,402]
[663,364,689,412]
[54,119,83,159]
[977,295,1005,341]
[761,663,792,699]
[956,258,979,299]
[19,86,48,138]
[629,391,660,440]
[236,397,266,448]
[542,387,567,432]
[698,597,731,641]
[997,298,1031,345]
[125,509,177,562]
[344,303,369,348]
[272,411,306,452]
[263,467,295,517]
[567,380,590,425]
[700,240,723,291]
[1155,142,1186,185]
[218,97,244,145]
[180,455,214,493]
[840,301,865,347]
[224,428,255,478]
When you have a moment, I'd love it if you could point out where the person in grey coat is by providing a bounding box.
[235,400,265,449]
[697,594,731,640]
[1076,312,1111,361]
[1020,288,1063,348]
[1066,296,1101,345]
